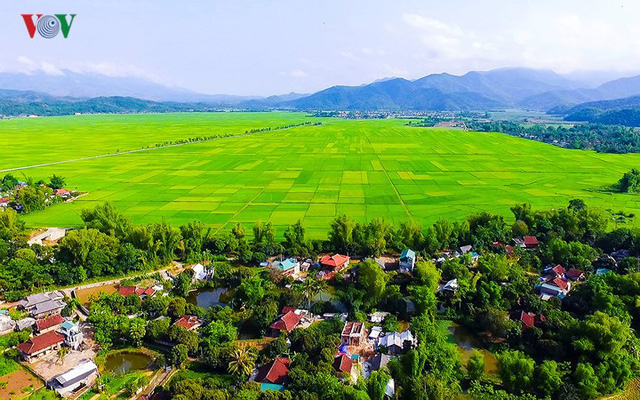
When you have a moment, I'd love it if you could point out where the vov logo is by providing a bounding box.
[21,14,76,39]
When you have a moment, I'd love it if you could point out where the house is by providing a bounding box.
[369,312,389,324]
[378,331,415,355]
[20,291,65,312]
[611,249,631,261]
[367,353,392,373]
[566,268,585,281]
[191,263,212,281]
[515,311,545,330]
[274,258,300,276]
[539,275,571,300]
[458,245,473,255]
[17,330,65,362]
[523,236,539,249]
[48,360,98,397]
[270,310,302,336]
[16,317,36,331]
[0,197,10,208]
[32,299,66,319]
[341,321,367,346]
[255,357,290,386]
[0,314,16,334]
[35,314,65,334]
[60,321,84,350]
[544,265,566,279]
[320,254,350,271]
[27,228,67,246]
[118,286,156,299]
[54,189,72,198]
[174,315,202,331]
[399,249,416,272]
[333,354,353,376]
[438,278,459,293]
[368,326,383,343]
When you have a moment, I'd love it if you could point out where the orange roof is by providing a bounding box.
[118,286,155,298]
[320,254,350,269]
[255,358,290,384]
[333,354,353,373]
[175,315,201,330]
[270,311,302,333]
[17,331,64,355]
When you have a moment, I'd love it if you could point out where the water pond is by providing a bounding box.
[186,287,231,308]
[104,352,153,374]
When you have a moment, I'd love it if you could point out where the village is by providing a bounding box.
[0,220,612,400]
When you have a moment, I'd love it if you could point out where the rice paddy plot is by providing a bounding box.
[5,113,640,238]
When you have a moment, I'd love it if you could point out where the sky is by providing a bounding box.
[0,0,639,96]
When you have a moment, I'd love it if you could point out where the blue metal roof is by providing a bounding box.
[261,383,285,392]
[400,249,415,259]
[279,258,297,271]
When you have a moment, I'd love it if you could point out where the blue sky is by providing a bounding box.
[0,0,638,95]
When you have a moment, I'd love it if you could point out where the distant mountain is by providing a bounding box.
[6,67,640,113]
[240,68,588,111]
[0,71,260,104]
[0,89,221,116]
[519,75,640,111]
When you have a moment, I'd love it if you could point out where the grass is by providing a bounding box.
[4,112,640,238]
[173,361,233,384]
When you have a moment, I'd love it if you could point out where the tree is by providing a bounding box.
[171,344,189,368]
[48,174,66,190]
[368,370,391,400]
[616,169,640,193]
[299,277,328,309]
[81,203,131,239]
[228,347,257,381]
[534,360,563,398]
[357,259,387,307]
[497,350,535,394]
[573,363,599,399]
[467,350,485,381]
[128,318,146,347]
[56,346,69,365]
[167,298,187,319]
[329,215,355,253]
[414,260,441,291]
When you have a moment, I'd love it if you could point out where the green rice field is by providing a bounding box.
[3,112,640,238]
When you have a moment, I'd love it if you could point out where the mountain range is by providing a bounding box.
[3,67,640,114]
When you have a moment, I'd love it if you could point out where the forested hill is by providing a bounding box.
[553,95,640,127]
[0,90,220,117]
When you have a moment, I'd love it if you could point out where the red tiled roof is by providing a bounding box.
[566,268,584,279]
[175,315,201,330]
[320,254,350,269]
[523,236,539,247]
[0,197,10,203]
[281,306,296,315]
[55,189,71,195]
[552,265,566,275]
[35,314,65,331]
[255,358,290,384]
[520,311,535,328]
[270,311,301,333]
[550,277,568,290]
[333,354,353,374]
[17,331,64,355]
[118,286,155,298]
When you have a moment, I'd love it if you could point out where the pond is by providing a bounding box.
[447,322,499,375]
[186,287,231,308]
[104,352,153,374]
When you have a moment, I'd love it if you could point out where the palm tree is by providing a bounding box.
[228,347,257,380]
[56,346,68,365]
[301,278,328,309]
